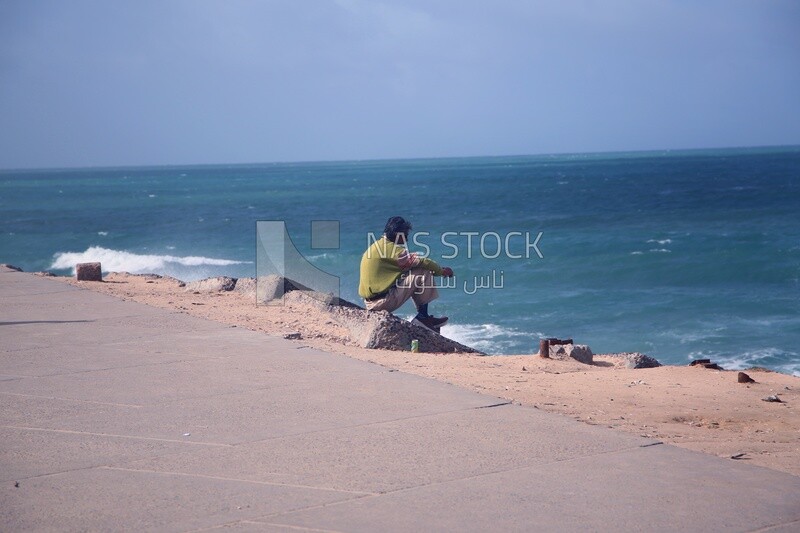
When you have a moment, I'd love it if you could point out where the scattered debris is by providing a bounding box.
[730,453,747,460]
[14,481,19,488]
[762,395,782,403]
[522,366,527,371]
[283,332,302,340]
[690,359,723,370]
[183,433,191,437]
[737,372,756,384]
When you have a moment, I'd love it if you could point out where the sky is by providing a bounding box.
[1,0,799,169]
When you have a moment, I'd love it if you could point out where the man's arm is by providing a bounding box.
[396,248,447,276]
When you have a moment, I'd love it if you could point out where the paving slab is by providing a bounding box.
[259,444,800,533]
[2,269,799,532]
[117,404,656,494]
[0,426,218,483]
[0,467,367,533]
[0,372,497,445]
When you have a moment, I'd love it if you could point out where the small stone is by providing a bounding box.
[283,332,302,340]
[1,264,23,272]
[737,372,756,384]
[76,262,102,281]
[703,363,724,370]
[762,395,782,403]
[689,359,711,366]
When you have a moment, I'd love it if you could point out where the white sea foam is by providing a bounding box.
[439,322,538,354]
[50,246,250,275]
[688,348,800,377]
[649,248,671,253]
[647,239,672,245]
[630,251,643,255]
[148,194,156,198]
[97,231,108,236]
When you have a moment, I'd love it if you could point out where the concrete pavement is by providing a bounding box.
[1,266,798,532]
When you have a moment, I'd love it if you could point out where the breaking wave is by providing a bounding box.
[440,322,539,355]
[50,246,250,278]
[687,348,800,377]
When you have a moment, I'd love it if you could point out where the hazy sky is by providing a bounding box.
[1,0,798,168]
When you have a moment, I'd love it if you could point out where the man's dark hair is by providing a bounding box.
[384,216,412,243]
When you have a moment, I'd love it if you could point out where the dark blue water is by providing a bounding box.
[2,146,799,374]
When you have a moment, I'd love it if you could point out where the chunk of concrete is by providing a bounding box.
[183,276,237,293]
[76,262,102,281]
[330,307,482,354]
[233,277,257,298]
[550,343,593,364]
[257,275,310,303]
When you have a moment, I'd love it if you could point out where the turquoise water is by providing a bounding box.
[2,146,799,374]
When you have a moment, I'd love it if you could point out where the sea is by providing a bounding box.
[2,146,799,375]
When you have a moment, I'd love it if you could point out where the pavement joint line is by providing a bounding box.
[255,523,343,533]
[747,518,800,532]
[250,493,384,523]
[2,425,232,447]
[100,466,379,496]
[0,354,272,379]
[0,391,144,408]
[224,402,512,446]
[197,518,344,533]
[1,289,81,297]
[0,381,295,409]
[341,442,665,501]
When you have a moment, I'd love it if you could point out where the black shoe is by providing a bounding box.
[412,316,449,330]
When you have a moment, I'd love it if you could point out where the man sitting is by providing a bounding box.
[358,216,454,331]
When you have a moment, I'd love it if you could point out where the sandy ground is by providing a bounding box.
[52,272,800,477]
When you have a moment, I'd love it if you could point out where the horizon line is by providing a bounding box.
[2,142,799,173]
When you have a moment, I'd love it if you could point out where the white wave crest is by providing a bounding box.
[439,322,538,355]
[687,348,800,377]
[50,246,250,275]
[647,239,672,245]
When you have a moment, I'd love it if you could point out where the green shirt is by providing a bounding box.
[358,236,443,299]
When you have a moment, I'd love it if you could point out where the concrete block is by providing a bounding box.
[550,343,593,364]
[330,306,482,353]
[76,262,102,281]
[183,276,236,292]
